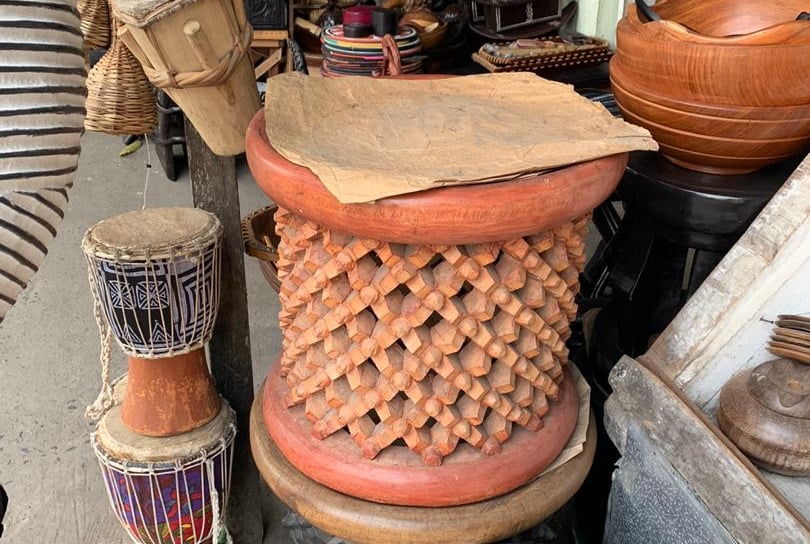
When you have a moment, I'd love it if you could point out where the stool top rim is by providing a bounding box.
[246,110,627,244]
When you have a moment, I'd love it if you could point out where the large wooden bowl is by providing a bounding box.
[611,78,810,174]
[610,63,810,124]
[619,111,808,174]
[612,1,810,173]
[613,2,810,107]
[652,0,809,38]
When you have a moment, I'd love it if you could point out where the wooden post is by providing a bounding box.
[185,119,264,543]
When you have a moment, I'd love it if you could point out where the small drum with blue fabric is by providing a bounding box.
[82,207,222,357]
[93,392,236,544]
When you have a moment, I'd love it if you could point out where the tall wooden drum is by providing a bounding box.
[111,0,260,155]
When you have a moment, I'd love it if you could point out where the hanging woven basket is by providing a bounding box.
[77,0,111,50]
[85,20,156,135]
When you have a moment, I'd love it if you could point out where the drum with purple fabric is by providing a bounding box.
[93,396,236,544]
[82,207,222,358]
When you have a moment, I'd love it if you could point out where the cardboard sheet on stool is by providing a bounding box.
[264,72,657,203]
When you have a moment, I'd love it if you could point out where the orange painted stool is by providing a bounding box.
[246,108,625,509]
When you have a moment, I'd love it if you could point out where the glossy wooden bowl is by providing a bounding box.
[613,3,810,107]
[653,0,809,38]
[612,78,810,140]
[617,107,809,175]
[611,61,810,122]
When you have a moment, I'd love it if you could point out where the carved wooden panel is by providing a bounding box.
[246,0,288,30]
[273,206,588,465]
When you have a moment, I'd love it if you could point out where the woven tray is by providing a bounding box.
[473,37,612,74]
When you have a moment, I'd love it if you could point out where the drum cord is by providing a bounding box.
[85,265,115,421]
[207,458,233,544]
[142,133,152,210]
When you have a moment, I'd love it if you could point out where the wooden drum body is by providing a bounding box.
[94,399,236,544]
[246,110,625,506]
[123,349,221,437]
[112,0,260,155]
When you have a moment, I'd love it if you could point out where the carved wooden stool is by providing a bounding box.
[246,110,626,508]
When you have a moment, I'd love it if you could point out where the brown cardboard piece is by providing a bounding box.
[264,72,657,203]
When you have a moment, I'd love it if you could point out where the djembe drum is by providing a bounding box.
[83,208,233,544]
[83,207,222,436]
[111,0,260,155]
[94,396,236,544]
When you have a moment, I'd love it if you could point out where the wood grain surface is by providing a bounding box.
[606,356,810,542]
[250,378,596,544]
[611,3,810,174]
[614,4,810,107]
[186,121,263,543]
[652,0,809,38]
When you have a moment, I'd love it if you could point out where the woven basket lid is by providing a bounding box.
[82,207,222,261]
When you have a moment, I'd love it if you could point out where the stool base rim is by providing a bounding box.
[259,359,581,507]
[251,378,596,544]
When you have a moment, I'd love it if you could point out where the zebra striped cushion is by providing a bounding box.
[0,0,85,322]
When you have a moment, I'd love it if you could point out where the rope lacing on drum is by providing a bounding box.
[142,24,252,90]
[85,261,115,421]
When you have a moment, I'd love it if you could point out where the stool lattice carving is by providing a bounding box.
[274,207,588,465]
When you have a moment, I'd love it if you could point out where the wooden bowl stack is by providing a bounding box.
[611,0,810,175]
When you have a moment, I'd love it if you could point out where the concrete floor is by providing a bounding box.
[0,132,288,543]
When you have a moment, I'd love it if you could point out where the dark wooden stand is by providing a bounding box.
[185,120,263,543]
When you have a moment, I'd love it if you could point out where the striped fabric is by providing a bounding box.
[0,0,85,322]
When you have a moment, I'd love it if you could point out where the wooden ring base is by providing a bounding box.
[261,360,579,507]
[717,359,810,476]
[251,379,595,544]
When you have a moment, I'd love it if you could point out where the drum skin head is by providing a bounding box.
[82,207,221,260]
[96,396,234,463]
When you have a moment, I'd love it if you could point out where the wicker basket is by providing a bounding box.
[78,0,111,50]
[473,37,612,74]
[85,21,156,135]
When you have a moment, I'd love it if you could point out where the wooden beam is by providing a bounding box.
[644,153,810,405]
[605,356,809,542]
[253,29,289,40]
[254,48,283,79]
[185,119,264,543]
